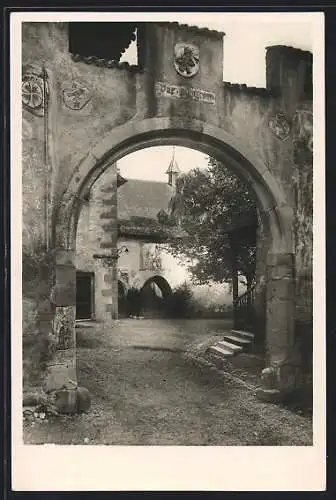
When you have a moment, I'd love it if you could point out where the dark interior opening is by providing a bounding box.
[76,271,94,320]
[68,22,144,64]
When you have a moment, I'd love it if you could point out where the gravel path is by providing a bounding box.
[23,319,313,446]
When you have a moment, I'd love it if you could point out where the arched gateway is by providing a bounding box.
[22,21,313,407]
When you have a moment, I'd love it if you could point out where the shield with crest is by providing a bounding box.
[22,71,46,117]
[62,81,92,110]
[268,112,291,141]
[173,43,200,78]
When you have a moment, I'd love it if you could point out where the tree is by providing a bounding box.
[160,157,258,290]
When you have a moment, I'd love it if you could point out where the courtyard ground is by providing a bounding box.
[23,318,313,446]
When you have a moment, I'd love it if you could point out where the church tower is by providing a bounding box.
[166,147,181,189]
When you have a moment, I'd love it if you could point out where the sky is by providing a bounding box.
[117,13,317,182]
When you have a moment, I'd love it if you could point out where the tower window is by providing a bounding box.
[68,22,145,65]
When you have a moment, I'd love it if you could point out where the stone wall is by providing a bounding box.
[292,102,313,376]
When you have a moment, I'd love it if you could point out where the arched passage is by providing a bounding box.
[140,276,172,318]
[142,276,172,298]
[52,117,295,399]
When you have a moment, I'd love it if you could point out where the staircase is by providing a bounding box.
[207,329,255,358]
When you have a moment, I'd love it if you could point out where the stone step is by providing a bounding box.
[216,340,243,353]
[222,334,253,347]
[100,241,116,249]
[231,329,255,341]
[208,345,234,358]
[75,321,95,328]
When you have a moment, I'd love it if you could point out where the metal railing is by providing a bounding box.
[233,284,257,333]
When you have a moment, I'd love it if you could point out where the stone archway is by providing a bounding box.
[140,276,172,318]
[51,117,295,401]
[141,276,172,298]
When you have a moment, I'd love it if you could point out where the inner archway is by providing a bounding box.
[140,276,172,318]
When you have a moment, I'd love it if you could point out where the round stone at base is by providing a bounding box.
[54,386,91,414]
[76,386,91,413]
[54,389,78,414]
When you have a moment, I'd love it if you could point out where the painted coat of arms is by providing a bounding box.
[142,244,162,271]
[22,71,47,117]
[173,43,200,78]
[62,81,92,110]
[268,112,291,141]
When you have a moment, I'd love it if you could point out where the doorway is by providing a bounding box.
[76,271,94,320]
[118,280,128,318]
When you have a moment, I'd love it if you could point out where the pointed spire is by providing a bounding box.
[166,146,181,175]
[166,147,181,188]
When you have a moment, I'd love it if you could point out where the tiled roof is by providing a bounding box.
[71,53,145,73]
[118,179,174,221]
[265,45,313,59]
[156,21,225,38]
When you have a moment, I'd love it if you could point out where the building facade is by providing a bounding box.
[75,162,186,320]
[75,157,237,320]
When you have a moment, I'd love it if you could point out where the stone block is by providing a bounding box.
[266,276,294,301]
[44,362,76,392]
[267,252,294,268]
[55,249,75,266]
[55,266,76,306]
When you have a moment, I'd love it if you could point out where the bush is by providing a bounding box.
[165,283,194,318]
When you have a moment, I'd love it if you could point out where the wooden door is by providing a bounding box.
[76,272,94,320]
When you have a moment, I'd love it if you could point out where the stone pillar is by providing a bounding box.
[111,258,118,320]
[257,252,300,402]
[44,249,77,391]
[253,218,269,349]
[93,254,119,322]
[99,163,119,321]
[44,248,91,413]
